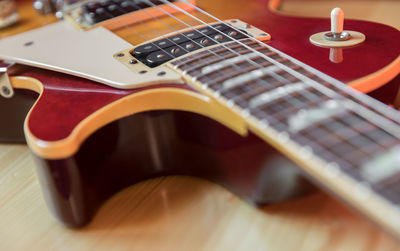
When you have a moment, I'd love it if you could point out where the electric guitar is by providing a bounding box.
[1,0,400,241]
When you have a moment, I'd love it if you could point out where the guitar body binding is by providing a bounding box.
[1,0,400,236]
[33,110,311,227]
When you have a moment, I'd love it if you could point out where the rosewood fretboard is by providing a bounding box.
[171,38,400,210]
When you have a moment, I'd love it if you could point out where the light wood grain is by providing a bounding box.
[0,143,399,251]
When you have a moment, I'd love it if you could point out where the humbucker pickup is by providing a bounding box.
[132,23,249,67]
[115,19,271,71]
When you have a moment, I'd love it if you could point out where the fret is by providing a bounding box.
[183,44,253,72]
[201,52,261,75]
[173,39,269,71]
[176,50,217,71]
[372,171,400,204]
[218,76,281,104]
[174,39,255,69]
[185,53,236,74]
[170,35,400,203]
[363,149,400,183]
[196,60,274,89]
[255,88,330,120]
[292,113,400,184]
[193,50,271,78]
[249,82,308,109]
[197,64,254,87]
[221,65,280,91]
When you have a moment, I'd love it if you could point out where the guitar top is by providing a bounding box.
[1,0,400,242]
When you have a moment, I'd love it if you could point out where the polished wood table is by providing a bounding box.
[0,143,399,250]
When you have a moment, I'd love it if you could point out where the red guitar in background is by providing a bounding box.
[1,0,400,249]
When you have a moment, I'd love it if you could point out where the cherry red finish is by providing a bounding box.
[1,0,400,229]
[34,110,310,227]
[241,0,400,83]
[15,67,194,141]
[13,0,399,143]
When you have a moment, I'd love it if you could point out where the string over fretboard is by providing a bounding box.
[171,38,400,206]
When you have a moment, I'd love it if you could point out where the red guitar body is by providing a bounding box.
[0,0,399,226]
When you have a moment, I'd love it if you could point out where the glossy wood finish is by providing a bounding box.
[2,0,398,145]
[27,74,400,228]
[202,0,400,86]
[15,66,193,141]
[34,110,312,226]
[279,0,400,30]
[15,61,400,229]
[1,0,400,240]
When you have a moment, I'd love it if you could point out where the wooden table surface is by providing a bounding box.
[2,0,400,250]
[0,143,399,251]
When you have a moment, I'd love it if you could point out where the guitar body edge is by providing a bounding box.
[33,110,311,227]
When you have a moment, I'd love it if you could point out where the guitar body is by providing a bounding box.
[1,0,400,229]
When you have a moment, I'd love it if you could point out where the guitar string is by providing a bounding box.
[102,0,297,106]
[165,0,400,127]
[100,2,187,58]
[155,1,400,198]
[153,1,400,202]
[139,0,343,122]
[105,1,400,205]
[126,1,400,173]
[142,0,400,170]
[153,0,400,137]
[101,1,399,162]
[119,2,400,174]
[107,0,330,122]
[95,1,400,168]
[120,1,278,89]
[82,2,400,195]
[130,1,377,157]
[123,0,323,113]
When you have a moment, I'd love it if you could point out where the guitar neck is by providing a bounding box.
[2,0,400,239]
[170,37,400,236]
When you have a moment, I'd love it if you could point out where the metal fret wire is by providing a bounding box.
[101,0,324,113]
[113,0,306,107]
[91,1,400,203]
[105,1,294,106]
[171,40,393,165]
[124,0,343,141]
[140,1,400,178]
[185,45,333,131]
[142,0,342,123]
[101,1,399,172]
[133,2,400,160]
[176,42,263,74]
[178,0,400,125]
[140,0,331,110]
[133,1,284,93]
[161,0,400,137]
[96,0,400,140]
[100,2,325,126]
[101,3,360,171]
